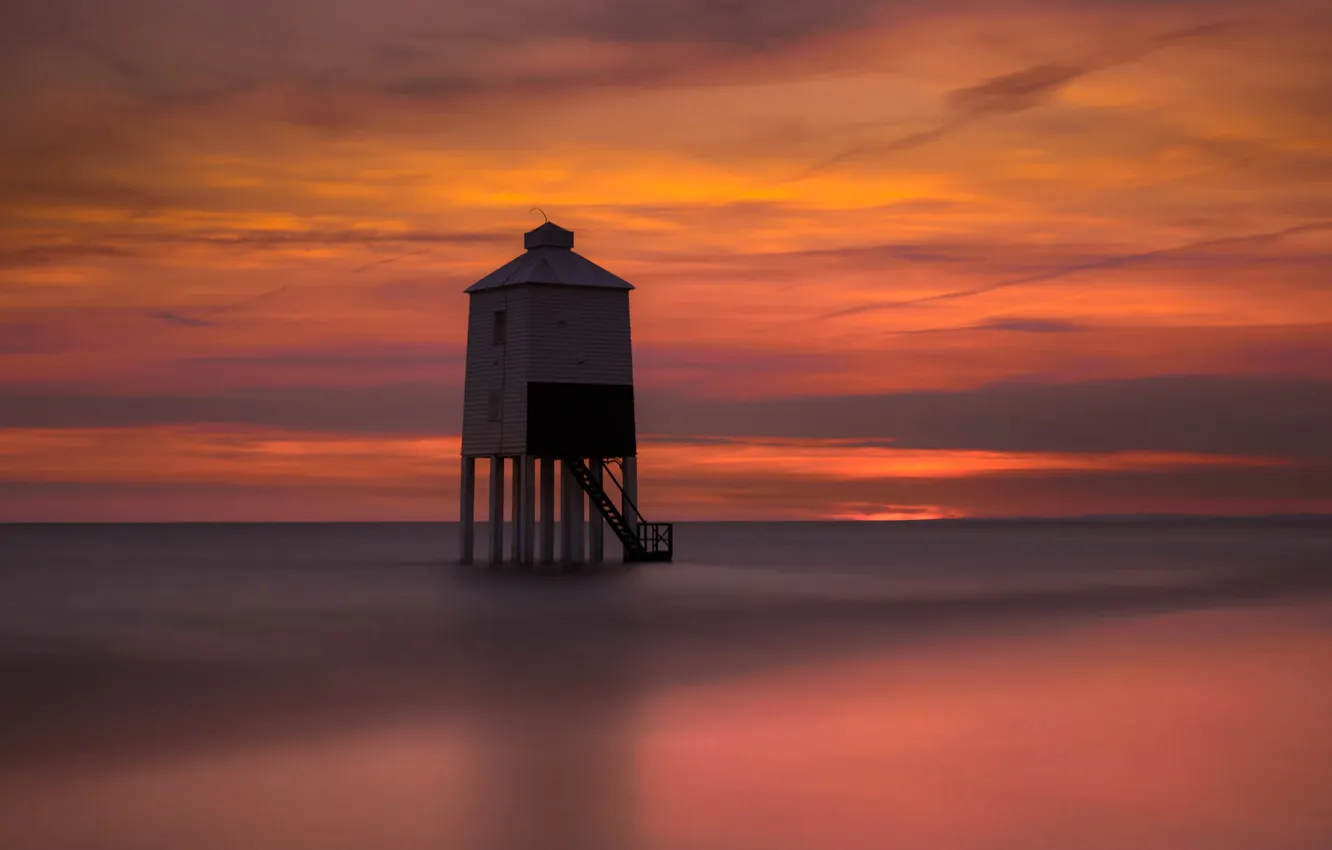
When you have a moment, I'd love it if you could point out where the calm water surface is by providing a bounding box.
[2,521,1330,850]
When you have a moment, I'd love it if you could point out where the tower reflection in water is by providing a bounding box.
[449,572,645,850]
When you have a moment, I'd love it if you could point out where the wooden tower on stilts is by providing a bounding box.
[457,220,672,568]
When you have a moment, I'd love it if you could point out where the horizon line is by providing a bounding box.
[5,514,1331,526]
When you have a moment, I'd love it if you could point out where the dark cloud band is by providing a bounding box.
[2,375,1328,460]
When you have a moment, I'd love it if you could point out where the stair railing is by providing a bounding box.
[564,457,672,562]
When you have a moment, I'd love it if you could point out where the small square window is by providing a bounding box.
[486,390,502,423]
[492,309,507,345]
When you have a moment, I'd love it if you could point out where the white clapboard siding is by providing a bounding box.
[460,290,503,456]
[461,288,539,457]
[498,284,532,456]
[522,285,633,386]
[461,223,637,457]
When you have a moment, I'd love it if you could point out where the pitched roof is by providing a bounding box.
[524,221,574,249]
[466,223,634,293]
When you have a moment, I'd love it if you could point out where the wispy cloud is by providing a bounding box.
[975,317,1086,333]
[351,249,429,273]
[147,312,218,328]
[130,229,509,248]
[792,22,1237,179]
[823,222,1332,319]
[0,324,66,354]
[0,244,135,269]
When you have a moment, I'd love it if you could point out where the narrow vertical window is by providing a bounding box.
[487,390,502,423]
[492,309,507,345]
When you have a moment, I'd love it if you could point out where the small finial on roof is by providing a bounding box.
[525,221,574,250]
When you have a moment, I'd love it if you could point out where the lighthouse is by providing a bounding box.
[457,220,672,567]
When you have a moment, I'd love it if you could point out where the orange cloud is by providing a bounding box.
[2,0,1330,518]
[1,428,1315,521]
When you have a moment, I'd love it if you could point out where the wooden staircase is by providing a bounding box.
[564,457,673,562]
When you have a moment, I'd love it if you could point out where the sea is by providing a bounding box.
[2,520,1330,850]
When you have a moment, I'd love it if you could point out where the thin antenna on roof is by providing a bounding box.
[529,207,549,223]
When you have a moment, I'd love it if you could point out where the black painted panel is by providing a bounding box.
[526,382,636,458]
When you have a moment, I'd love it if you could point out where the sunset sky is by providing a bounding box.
[2,0,1330,520]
